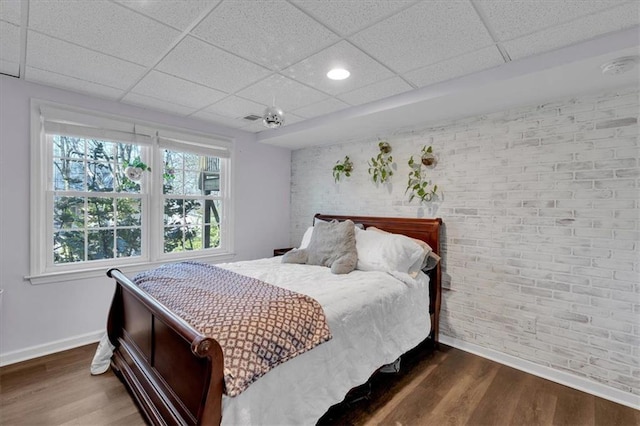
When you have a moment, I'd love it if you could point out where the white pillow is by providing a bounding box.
[355,228,425,276]
[367,226,432,273]
[299,226,314,249]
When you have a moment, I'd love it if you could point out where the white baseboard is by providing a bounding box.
[440,335,640,410]
[0,330,103,367]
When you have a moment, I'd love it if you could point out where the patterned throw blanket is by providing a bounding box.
[134,261,332,397]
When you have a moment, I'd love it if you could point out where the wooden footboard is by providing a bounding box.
[106,268,224,426]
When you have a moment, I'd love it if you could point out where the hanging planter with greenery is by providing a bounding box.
[406,146,439,202]
[123,157,151,182]
[368,141,395,184]
[332,155,353,182]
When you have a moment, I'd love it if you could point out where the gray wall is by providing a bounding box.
[0,75,291,361]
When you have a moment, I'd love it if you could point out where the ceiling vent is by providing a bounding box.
[243,114,261,121]
[601,56,639,75]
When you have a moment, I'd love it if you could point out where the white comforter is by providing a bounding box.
[218,256,431,426]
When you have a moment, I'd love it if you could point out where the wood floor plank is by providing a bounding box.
[1,342,638,426]
[594,394,640,426]
[552,387,596,426]
[509,376,559,426]
[465,364,533,425]
[376,349,469,425]
[425,354,501,426]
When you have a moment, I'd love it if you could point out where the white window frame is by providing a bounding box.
[28,100,235,284]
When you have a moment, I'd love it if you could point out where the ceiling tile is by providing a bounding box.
[0,0,21,25]
[0,59,19,76]
[349,1,493,73]
[190,110,249,129]
[192,0,340,70]
[403,46,505,88]
[25,66,124,100]
[131,70,226,110]
[0,21,20,64]
[282,41,394,95]
[26,31,146,90]
[476,0,629,41]
[337,76,413,106]
[28,0,180,66]
[237,74,328,112]
[292,97,350,119]
[114,0,219,30]
[121,92,196,116]
[291,0,416,36]
[503,3,640,60]
[203,96,267,119]
[156,36,271,93]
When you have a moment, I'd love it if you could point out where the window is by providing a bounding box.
[30,101,234,283]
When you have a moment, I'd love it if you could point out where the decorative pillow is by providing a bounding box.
[284,220,358,274]
[281,248,308,264]
[367,226,433,274]
[300,222,364,250]
[355,228,425,276]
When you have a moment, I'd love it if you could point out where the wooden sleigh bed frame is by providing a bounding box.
[105,214,442,425]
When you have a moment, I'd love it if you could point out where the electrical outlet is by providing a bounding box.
[522,316,537,334]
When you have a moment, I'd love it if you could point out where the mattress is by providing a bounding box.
[218,256,431,425]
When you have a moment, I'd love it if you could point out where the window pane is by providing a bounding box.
[183,152,199,170]
[87,161,114,192]
[116,198,141,226]
[53,136,84,159]
[118,143,142,163]
[88,230,114,260]
[87,140,115,162]
[184,171,201,195]
[86,197,115,228]
[164,198,184,226]
[116,228,141,257]
[162,149,221,196]
[184,226,202,250]
[117,144,144,193]
[54,196,85,229]
[164,226,182,253]
[54,230,85,263]
[205,222,220,248]
[204,199,221,248]
[53,159,85,191]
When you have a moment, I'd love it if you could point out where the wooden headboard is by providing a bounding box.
[314,213,442,344]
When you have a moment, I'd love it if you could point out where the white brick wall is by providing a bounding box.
[290,87,640,396]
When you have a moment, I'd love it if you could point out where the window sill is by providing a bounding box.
[26,252,237,285]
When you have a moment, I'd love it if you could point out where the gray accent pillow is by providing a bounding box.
[281,248,308,264]
[282,220,358,274]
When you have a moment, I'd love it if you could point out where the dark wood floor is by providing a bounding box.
[1,342,638,425]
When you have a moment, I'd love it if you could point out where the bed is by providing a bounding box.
[105,214,442,425]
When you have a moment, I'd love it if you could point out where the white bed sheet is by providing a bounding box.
[218,256,431,426]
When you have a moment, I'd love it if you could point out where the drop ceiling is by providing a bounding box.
[0,0,638,149]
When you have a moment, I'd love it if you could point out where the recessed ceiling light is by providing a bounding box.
[327,68,350,80]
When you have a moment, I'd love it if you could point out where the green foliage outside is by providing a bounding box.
[52,136,220,265]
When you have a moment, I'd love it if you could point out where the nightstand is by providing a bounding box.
[273,247,294,256]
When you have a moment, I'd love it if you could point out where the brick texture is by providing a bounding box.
[290,87,639,396]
